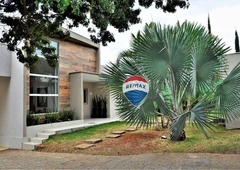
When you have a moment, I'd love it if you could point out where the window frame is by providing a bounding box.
[29,40,59,113]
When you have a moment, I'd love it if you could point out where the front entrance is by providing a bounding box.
[70,72,108,119]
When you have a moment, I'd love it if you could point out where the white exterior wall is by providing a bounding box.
[0,77,10,146]
[226,52,240,73]
[70,73,83,120]
[0,47,25,149]
[225,53,240,129]
[0,44,11,77]
[99,66,118,119]
[109,94,118,119]
[83,82,94,119]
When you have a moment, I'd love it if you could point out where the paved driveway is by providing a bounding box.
[1,149,240,169]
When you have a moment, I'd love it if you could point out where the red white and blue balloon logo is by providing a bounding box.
[123,75,149,107]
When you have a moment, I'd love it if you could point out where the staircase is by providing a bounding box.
[22,118,119,150]
[23,132,55,150]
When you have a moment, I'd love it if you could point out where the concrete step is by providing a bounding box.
[23,118,120,150]
[22,142,40,150]
[36,132,55,138]
[30,137,48,144]
[43,125,93,135]
[43,124,94,135]
[43,128,72,135]
[0,145,9,151]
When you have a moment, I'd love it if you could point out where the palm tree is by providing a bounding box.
[101,21,240,141]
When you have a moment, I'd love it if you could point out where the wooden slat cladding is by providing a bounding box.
[58,39,98,110]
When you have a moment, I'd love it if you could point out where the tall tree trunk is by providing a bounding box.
[235,30,240,52]
[208,13,211,35]
[23,0,27,15]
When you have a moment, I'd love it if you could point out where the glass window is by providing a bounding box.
[84,88,88,104]
[30,58,58,76]
[29,41,59,114]
[35,41,58,56]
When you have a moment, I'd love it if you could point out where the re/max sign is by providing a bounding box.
[125,83,146,89]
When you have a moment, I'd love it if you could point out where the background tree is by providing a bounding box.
[101,21,240,141]
[208,13,211,34]
[235,29,240,52]
[0,0,189,67]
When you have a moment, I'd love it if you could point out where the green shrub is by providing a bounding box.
[59,109,75,121]
[91,95,107,118]
[27,114,40,126]
[43,113,59,124]
[27,109,75,126]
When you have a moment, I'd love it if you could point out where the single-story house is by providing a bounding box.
[1,24,240,150]
[0,28,118,149]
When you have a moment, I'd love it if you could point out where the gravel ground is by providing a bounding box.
[1,149,240,169]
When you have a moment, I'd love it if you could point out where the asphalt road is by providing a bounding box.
[1,149,240,169]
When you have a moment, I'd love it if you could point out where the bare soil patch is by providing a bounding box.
[36,130,168,155]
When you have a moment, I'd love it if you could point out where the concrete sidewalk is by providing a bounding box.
[1,149,240,169]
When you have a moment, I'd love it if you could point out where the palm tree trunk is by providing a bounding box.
[154,113,161,130]
[170,129,186,141]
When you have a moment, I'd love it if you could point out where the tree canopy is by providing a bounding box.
[0,0,189,67]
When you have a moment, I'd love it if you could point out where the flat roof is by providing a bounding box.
[70,71,100,82]
[62,28,100,49]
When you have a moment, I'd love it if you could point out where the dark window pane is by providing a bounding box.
[84,89,88,104]
[30,58,58,76]
[29,96,58,114]
[30,77,58,94]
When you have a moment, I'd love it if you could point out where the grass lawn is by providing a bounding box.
[35,121,240,155]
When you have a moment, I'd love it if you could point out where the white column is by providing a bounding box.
[70,73,84,120]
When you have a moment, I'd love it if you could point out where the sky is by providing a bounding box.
[72,0,240,65]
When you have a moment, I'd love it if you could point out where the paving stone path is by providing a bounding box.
[1,150,240,169]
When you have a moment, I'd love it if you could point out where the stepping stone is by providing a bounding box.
[106,134,121,138]
[125,127,137,132]
[74,143,94,150]
[85,138,102,144]
[111,131,125,134]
